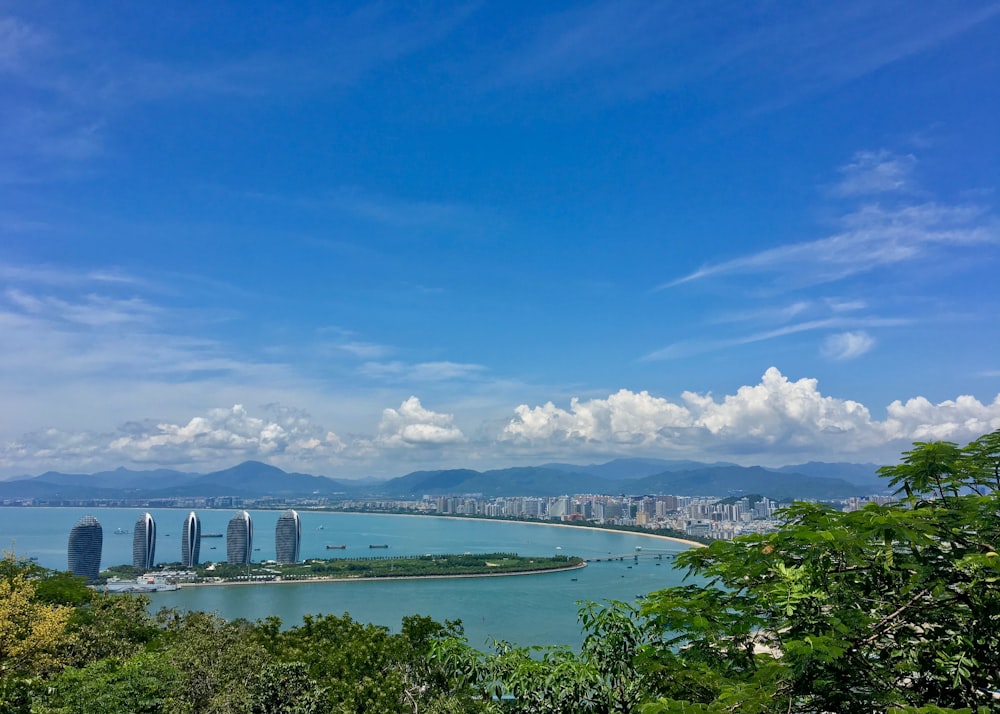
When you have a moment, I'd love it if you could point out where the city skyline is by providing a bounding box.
[2,3,999,480]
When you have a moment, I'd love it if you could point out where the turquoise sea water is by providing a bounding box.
[0,507,694,648]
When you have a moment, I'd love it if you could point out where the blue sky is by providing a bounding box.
[2,1,999,478]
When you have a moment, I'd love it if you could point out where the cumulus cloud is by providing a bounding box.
[502,367,1000,459]
[0,404,349,474]
[884,394,1000,442]
[106,404,346,464]
[4,375,1000,476]
[822,330,875,360]
[377,397,466,447]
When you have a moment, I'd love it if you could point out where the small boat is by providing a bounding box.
[369,544,389,549]
[253,548,260,551]
[210,546,217,550]
[326,544,346,550]
[114,528,129,535]
[201,533,223,538]
[570,578,577,582]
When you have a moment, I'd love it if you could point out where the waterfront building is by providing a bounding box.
[132,512,156,571]
[226,510,253,565]
[68,515,103,580]
[274,509,301,563]
[181,511,201,567]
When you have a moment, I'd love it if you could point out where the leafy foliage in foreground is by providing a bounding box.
[3,430,1000,712]
[436,430,1000,713]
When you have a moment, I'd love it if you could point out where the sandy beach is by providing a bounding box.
[322,510,707,549]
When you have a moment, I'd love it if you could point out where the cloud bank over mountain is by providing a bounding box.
[3,369,998,478]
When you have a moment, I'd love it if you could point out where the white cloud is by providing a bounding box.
[643,316,905,361]
[665,200,997,289]
[4,373,1000,477]
[360,360,486,382]
[883,394,1000,442]
[1,404,348,474]
[0,16,46,74]
[335,341,393,359]
[822,330,875,360]
[107,404,346,462]
[833,150,917,197]
[377,397,466,447]
[5,288,159,326]
[502,367,1000,460]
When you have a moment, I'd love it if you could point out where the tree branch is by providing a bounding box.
[860,588,929,647]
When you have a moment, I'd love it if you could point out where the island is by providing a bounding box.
[100,552,584,589]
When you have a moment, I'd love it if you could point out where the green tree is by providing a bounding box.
[432,601,660,713]
[156,610,270,713]
[435,430,1000,713]
[35,652,180,714]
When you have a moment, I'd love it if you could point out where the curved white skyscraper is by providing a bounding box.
[132,512,156,571]
[226,510,253,565]
[274,509,301,563]
[181,511,201,567]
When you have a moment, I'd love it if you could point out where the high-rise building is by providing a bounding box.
[226,510,253,565]
[132,512,156,571]
[274,509,301,563]
[181,511,201,567]
[68,515,103,580]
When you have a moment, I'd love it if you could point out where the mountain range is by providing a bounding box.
[0,457,888,502]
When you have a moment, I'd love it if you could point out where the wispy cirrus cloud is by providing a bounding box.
[642,316,907,362]
[486,2,1000,104]
[0,5,474,182]
[663,200,996,289]
[0,15,47,73]
[832,150,918,197]
[360,360,487,383]
[647,146,997,364]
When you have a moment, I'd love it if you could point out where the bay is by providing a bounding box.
[0,507,694,648]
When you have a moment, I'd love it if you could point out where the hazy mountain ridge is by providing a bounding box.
[772,461,883,488]
[540,458,738,480]
[0,457,891,501]
[632,465,866,501]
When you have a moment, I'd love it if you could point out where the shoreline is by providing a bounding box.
[179,559,588,588]
[319,510,707,549]
[491,517,706,549]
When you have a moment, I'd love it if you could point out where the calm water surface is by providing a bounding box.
[0,507,695,648]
